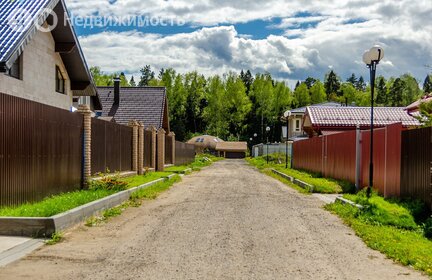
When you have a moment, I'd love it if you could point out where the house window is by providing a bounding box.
[7,54,22,80]
[295,119,301,132]
[56,66,65,94]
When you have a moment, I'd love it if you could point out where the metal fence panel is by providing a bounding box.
[0,92,83,206]
[175,141,195,166]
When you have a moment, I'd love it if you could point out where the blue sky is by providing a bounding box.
[65,0,432,87]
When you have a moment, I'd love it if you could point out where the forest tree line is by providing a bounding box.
[90,66,432,142]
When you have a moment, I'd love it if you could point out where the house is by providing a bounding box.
[0,0,101,111]
[282,102,342,140]
[215,142,247,159]
[303,106,420,137]
[187,135,224,154]
[406,94,432,115]
[97,80,170,131]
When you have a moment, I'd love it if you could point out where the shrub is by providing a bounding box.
[88,175,129,192]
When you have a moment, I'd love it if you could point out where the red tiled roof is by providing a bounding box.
[306,106,420,127]
[406,95,432,112]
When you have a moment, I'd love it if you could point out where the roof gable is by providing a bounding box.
[97,86,169,130]
[0,0,100,108]
[215,142,248,152]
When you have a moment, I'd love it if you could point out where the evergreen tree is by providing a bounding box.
[346,73,357,86]
[389,78,405,106]
[324,70,341,99]
[423,74,432,94]
[375,76,387,105]
[401,73,422,106]
[158,68,165,80]
[294,80,300,90]
[129,76,136,87]
[240,70,254,94]
[356,76,366,92]
[310,80,326,104]
[304,77,316,89]
[138,65,155,86]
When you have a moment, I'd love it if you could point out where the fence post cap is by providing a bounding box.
[168,131,175,136]
[158,128,166,134]
[77,104,91,113]
[147,125,157,132]
[128,120,138,127]
[137,121,144,127]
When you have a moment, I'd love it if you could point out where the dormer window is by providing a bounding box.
[56,66,65,94]
[7,54,22,80]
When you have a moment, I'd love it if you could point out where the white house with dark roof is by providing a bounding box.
[0,0,101,111]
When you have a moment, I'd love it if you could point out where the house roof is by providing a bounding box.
[187,135,224,150]
[406,95,432,112]
[305,106,420,128]
[97,86,169,130]
[0,0,101,109]
[283,102,342,118]
[215,142,248,152]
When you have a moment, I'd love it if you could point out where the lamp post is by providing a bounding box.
[363,45,384,198]
[283,111,292,169]
[266,126,271,164]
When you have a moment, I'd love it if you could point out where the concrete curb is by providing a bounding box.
[271,169,314,192]
[0,238,44,267]
[0,174,178,238]
[335,197,364,209]
[171,168,192,174]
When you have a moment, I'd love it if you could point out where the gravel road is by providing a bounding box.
[0,160,426,279]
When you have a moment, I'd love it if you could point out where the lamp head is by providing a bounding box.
[369,45,384,62]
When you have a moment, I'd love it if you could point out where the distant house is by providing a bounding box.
[0,0,101,111]
[97,81,170,131]
[187,135,224,154]
[406,95,432,115]
[303,106,420,137]
[282,102,342,140]
[216,142,247,159]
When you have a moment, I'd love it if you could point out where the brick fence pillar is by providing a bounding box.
[138,122,144,175]
[157,128,166,171]
[149,126,157,169]
[77,104,92,187]
[168,131,176,165]
[129,120,138,172]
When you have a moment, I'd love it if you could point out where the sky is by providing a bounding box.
[65,0,432,87]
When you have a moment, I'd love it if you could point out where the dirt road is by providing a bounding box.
[0,160,426,279]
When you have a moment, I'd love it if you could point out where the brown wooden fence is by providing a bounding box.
[400,127,432,208]
[165,134,173,165]
[0,92,83,206]
[91,119,132,174]
[175,141,195,166]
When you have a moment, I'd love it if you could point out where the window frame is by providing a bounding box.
[295,119,301,132]
[55,66,65,94]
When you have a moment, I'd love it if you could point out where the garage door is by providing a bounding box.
[225,152,246,159]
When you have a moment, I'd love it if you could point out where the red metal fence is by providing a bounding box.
[91,119,132,174]
[293,123,403,197]
[0,92,83,206]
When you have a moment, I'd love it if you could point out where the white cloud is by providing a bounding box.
[70,0,432,82]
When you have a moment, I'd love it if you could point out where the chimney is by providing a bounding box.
[113,77,121,105]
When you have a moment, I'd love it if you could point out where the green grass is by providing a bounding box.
[45,232,63,245]
[262,169,311,195]
[0,189,117,217]
[326,201,432,277]
[247,155,353,194]
[122,172,173,188]
[131,175,182,200]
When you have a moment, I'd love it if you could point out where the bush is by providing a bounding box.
[424,217,432,239]
[88,175,129,192]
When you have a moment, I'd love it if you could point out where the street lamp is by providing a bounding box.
[283,111,292,169]
[363,45,384,198]
[266,126,271,164]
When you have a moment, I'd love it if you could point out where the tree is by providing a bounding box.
[304,77,317,89]
[418,101,432,126]
[375,76,387,105]
[346,73,357,86]
[203,75,228,138]
[401,73,422,106]
[119,72,129,87]
[240,70,254,94]
[356,76,366,92]
[250,73,274,140]
[293,83,310,107]
[130,76,136,87]
[294,80,301,90]
[90,66,114,86]
[389,78,405,106]
[324,70,340,99]
[158,68,165,80]
[423,74,432,93]
[184,72,207,133]
[138,65,155,86]
[272,81,292,117]
[339,83,357,105]
[309,80,326,104]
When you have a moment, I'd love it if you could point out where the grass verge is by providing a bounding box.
[122,172,173,188]
[326,191,432,277]
[247,155,353,194]
[45,232,63,245]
